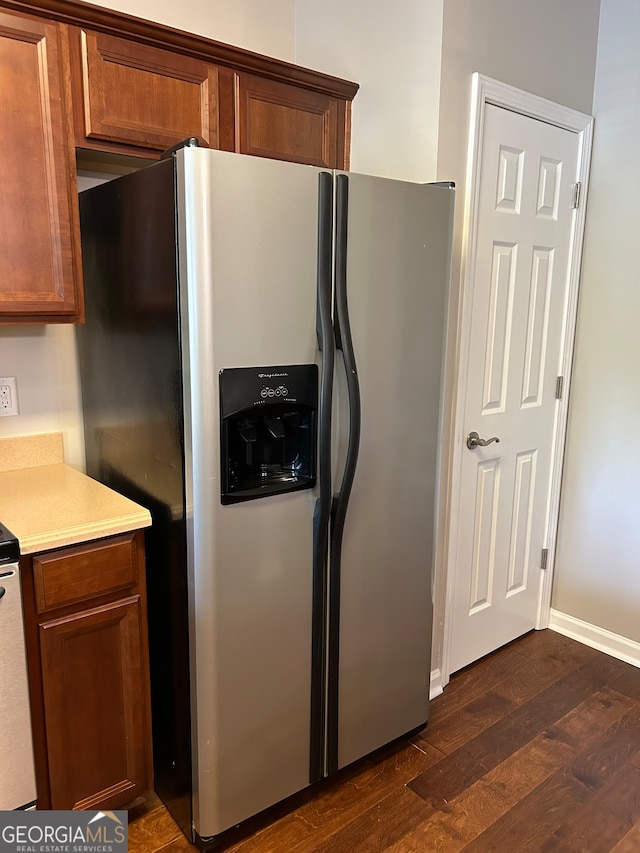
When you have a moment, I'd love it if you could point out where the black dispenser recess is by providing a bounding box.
[220,364,318,504]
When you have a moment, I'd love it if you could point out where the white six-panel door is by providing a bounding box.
[448,102,582,674]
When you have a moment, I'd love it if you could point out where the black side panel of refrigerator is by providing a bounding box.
[77,159,193,838]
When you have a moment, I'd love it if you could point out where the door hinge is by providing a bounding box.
[541,548,549,571]
[572,182,582,209]
[555,376,564,400]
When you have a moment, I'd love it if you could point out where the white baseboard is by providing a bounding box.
[429,668,443,700]
[549,609,640,668]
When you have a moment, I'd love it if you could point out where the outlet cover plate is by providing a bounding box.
[0,376,19,416]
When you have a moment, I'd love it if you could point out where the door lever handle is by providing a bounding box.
[466,431,500,450]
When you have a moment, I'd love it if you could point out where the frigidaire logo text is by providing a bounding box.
[258,372,288,379]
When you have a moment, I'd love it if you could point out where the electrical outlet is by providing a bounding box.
[0,376,19,417]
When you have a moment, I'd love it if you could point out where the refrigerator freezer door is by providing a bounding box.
[330,174,454,770]
[176,149,323,839]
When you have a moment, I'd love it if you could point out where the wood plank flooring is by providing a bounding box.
[128,630,640,852]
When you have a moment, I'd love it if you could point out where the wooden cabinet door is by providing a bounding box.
[73,29,219,155]
[236,72,348,168]
[39,596,151,810]
[0,11,82,321]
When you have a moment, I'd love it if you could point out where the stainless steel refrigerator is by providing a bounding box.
[77,145,454,846]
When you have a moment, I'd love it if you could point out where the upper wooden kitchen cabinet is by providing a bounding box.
[0,9,83,322]
[0,0,357,324]
[236,72,348,168]
[67,25,355,167]
[67,28,225,157]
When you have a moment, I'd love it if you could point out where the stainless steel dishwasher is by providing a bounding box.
[0,523,37,810]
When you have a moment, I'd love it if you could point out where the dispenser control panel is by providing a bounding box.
[219,364,318,504]
[220,364,318,417]
[260,385,288,398]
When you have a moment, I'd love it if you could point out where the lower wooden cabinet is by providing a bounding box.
[21,531,152,810]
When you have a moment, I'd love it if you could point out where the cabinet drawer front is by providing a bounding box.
[33,534,139,613]
[78,30,219,151]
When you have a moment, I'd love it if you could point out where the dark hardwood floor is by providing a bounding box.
[128,630,640,852]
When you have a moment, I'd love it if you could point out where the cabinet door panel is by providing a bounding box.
[236,72,344,168]
[0,12,82,319]
[39,596,151,809]
[78,30,219,151]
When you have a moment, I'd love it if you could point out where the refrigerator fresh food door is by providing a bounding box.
[328,173,454,771]
[175,148,324,839]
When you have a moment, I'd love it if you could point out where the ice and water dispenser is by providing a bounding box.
[220,364,318,504]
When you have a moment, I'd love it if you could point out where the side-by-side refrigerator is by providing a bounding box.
[77,145,454,847]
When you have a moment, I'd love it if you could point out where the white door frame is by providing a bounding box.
[441,74,594,686]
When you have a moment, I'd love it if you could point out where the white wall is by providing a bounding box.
[552,0,640,643]
[83,0,296,61]
[437,0,600,276]
[0,0,298,471]
[0,326,84,469]
[4,0,626,666]
[295,0,443,181]
[4,0,440,473]
[432,0,601,677]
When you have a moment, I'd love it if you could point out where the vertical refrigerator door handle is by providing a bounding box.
[327,173,361,775]
[310,171,334,783]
